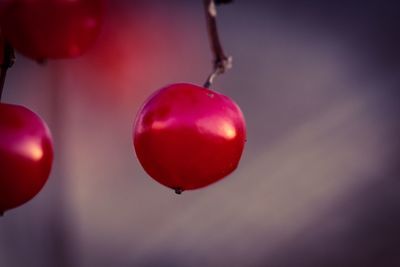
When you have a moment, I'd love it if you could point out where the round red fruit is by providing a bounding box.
[0,103,53,215]
[133,83,246,193]
[0,0,103,60]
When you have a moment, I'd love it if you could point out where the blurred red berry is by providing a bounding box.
[0,0,103,60]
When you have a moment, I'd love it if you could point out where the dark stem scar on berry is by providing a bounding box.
[174,188,184,195]
[203,0,233,89]
[0,40,15,101]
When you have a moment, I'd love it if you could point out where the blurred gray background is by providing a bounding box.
[1,1,400,266]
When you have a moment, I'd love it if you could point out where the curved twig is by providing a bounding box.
[0,40,15,101]
[203,0,232,88]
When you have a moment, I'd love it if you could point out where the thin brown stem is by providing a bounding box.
[0,41,15,101]
[203,0,232,88]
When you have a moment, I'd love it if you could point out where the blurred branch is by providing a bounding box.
[0,40,15,100]
[203,0,232,88]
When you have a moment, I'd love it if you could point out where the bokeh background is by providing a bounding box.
[1,1,400,266]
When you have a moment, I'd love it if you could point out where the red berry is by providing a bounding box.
[0,103,53,215]
[133,83,246,193]
[0,0,103,60]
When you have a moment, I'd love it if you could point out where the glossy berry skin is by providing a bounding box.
[133,83,246,192]
[0,0,103,60]
[0,103,53,215]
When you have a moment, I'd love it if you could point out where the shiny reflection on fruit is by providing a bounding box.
[150,118,175,131]
[197,117,237,140]
[15,138,44,161]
